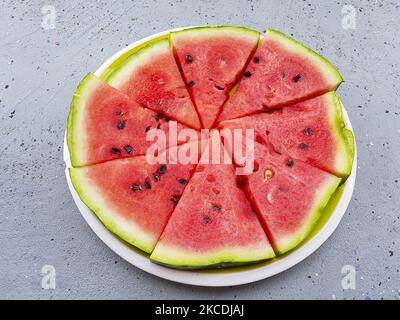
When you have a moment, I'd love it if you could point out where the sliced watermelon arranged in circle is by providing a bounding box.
[235,141,341,254]
[66,27,354,269]
[151,138,275,268]
[219,92,354,177]
[67,73,196,167]
[106,39,201,129]
[218,29,343,122]
[69,143,201,253]
[171,26,260,129]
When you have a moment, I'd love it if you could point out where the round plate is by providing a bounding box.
[64,27,357,287]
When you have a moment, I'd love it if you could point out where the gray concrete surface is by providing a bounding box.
[0,0,399,300]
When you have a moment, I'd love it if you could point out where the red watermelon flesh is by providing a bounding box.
[171,27,260,129]
[219,92,354,177]
[69,142,201,253]
[151,138,275,267]
[234,141,341,254]
[106,39,201,129]
[218,29,343,122]
[67,73,197,167]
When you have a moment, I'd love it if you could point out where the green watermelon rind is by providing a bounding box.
[100,35,169,81]
[266,29,343,89]
[150,243,275,269]
[328,92,355,178]
[67,72,99,167]
[69,167,157,253]
[343,128,355,169]
[274,174,342,255]
[105,38,171,88]
[170,26,260,42]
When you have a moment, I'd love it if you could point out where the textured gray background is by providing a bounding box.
[0,0,399,300]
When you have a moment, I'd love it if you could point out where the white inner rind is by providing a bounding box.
[151,242,275,267]
[171,26,260,42]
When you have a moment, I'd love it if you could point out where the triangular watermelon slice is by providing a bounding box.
[69,143,201,253]
[171,26,260,129]
[220,92,354,177]
[151,137,275,268]
[106,39,201,129]
[67,73,196,167]
[218,29,343,122]
[234,141,341,254]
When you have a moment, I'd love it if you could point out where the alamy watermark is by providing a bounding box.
[41,5,57,30]
[341,5,356,30]
[41,264,56,290]
[341,264,356,290]
[145,122,255,175]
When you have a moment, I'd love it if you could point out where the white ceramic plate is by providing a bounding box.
[64,27,357,287]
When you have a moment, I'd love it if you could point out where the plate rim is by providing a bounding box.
[63,26,357,287]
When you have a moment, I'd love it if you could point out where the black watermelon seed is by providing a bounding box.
[244,70,252,77]
[185,54,193,62]
[202,215,211,224]
[124,145,133,154]
[293,73,302,82]
[165,117,170,122]
[178,178,187,185]
[215,85,224,91]
[304,127,312,136]
[299,143,308,150]
[159,164,167,175]
[130,184,141,191]
[116,111,123,116]
[212,204,222,212]
[152,173,160,182]
[111,147,121,155]
[188,81,195,87]
[144,179,151,190]
[155,113,164,121]
[145,126,151,133]
[287,159,294,167]
[157,123,161,129]
[254,56,261,63]
[117,120,125,130]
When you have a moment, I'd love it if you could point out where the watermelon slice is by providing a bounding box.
[234,141,341,254]
[67,73,197,167]
[219,92,354,177]
[67,73,200,167]
[151,138,275,268]
[106,39,201,129]
[171,26,260,129]
[218,29,343,122]
[68,143,200,253]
